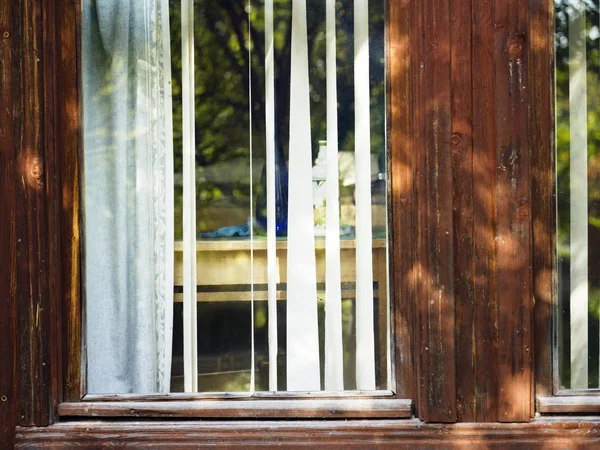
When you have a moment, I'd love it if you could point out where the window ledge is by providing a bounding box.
[17,418,600,448]
[58,398,412,419]
[537,396,600,414]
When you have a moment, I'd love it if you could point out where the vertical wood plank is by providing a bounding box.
[530,0,555,400]
[413,0,457,422]
[388,0,417,403]
[471,0,499,422]
[14,0,52,426]
[494,0,534,422]
[57,0,83,402]
[450,0,475,423]
[41,0,62,420]
[411,0,426,418]
[0,0,17,444]
[0,0,72,433]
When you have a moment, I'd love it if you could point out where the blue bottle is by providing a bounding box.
[256,133,288,237]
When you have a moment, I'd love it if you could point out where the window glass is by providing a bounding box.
[83,0,388,394]
[556,0,600,389]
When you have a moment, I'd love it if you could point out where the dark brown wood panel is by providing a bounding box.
[388,0,417,403]
[82,391,395,402]
[15,419,600,449]
[56,0,83,403]
[0,0,566,439]
[471,0,499,422]
[538,396,600,414]
[413,0,457,422]
[42,0,64,423]
[57,399,412,419]
[0,0,17,446]
[530,0,555,399]
[450,0,475,423]
[493,0,534,422]
[13,0,53,427]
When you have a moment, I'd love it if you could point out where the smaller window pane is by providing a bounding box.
[555,0,600,389]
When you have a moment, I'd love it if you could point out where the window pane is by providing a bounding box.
[83,0,389,394]
[556,0,600,389]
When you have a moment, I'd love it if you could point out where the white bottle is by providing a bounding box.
[312,141,328,236]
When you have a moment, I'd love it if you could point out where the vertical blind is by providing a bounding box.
[179,0,383,392]
[568,0,589,390]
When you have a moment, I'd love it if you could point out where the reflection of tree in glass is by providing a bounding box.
[170,0,385,237]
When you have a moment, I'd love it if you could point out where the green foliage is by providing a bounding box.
[169,1,386,238]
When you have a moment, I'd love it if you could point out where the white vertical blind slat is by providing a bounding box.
[324,0,344,391]
[286,0,321,392]
[182,0,198,393]
[354,0,376,390]
[265,0,278,392]
[248,0,256,393]
[569,2,589,389]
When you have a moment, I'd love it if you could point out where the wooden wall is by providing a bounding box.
[0,0,565,447]
[1,1,52,448]
[390,0,553,423]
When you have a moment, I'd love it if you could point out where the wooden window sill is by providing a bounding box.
[537,396,600,414]
[57,398,412,419]
[16,418,600,448]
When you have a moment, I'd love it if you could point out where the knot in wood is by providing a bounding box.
[451,132,462,147]
[507,34,525,60]
[30,157,43,182]
[518,197,529,219]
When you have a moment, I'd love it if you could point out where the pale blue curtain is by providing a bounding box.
[83,0,174,393]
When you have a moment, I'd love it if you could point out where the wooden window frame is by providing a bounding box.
[9,0,600,445]
[48,0,417,421]
[533,0,600,416]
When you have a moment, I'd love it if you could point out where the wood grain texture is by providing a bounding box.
[554,388,600,396]
[57,399,412,419]
[82,390,395,402]
[413,0,457,422]
[494,0,534,422]
[0,0,18,446]
[388,0,417,403]
[42,0,63,424]
[56,0,83,403]
[15,419,600,449]
[471,0,499,422]
[0,0,566,440]
[537,396,600,414]
[529,0,555,399]
[450,0,475,423]
[13,0,53,427]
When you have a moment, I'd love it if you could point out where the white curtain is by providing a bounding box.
[83,0,174,394]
